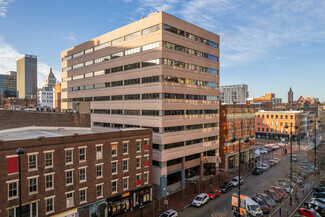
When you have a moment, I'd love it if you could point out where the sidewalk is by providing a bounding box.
[123,166,254,217]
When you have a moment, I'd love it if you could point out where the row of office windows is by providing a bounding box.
[163,24,219,48]
[62,57,218,84]
[92,109,218,116]
[257,114,294,120]
[257,121,294,127]
[62,41,159,72]
[93,122,218,133]
[163,135,218,150]
[166,150,217,167]
[62,75,218,93]
[163,41,218,61]
[257,128,287,133]
[62,24,160,62]
[62,93,219,102]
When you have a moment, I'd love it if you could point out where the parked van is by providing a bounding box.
[232,193,263,217]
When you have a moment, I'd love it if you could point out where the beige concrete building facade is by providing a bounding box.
[61,12,220,196]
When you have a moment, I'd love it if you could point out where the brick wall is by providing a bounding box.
[0,110,90,130]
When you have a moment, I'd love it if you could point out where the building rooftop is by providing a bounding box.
[257,110,303,114]
[0,126,145,142]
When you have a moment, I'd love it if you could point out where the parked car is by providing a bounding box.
[252,197,270,213]
[274,158,280,163]
[314,192,325,199]
[268,160,276,167]
[261,164,270,171]
[208,188,222,199]
[314,187,325,193]
[277,182,294,194]
[159,209,178,217]
[311,198,325,205]
[220,182,233,193]
[230,176,244,187]
[292,154,298,162]
[257,147,268,154]
[270,186,287,199]
[264,189,281,202]
[253,167,264,175]
[192,193,209,207]
[256,193,276,207]
[304,201,325,216]
[297,208,321,217]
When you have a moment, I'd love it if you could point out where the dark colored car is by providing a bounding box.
[264,189,281,202]
[220,182,233,193]
[252,197,270,213]
[297,208,321,217]
[256,193,276,207]
[314,187,325,193]
[314,192,325,199]
[208,188,222,199]
[253,167,263,175]
[305,201,325,216]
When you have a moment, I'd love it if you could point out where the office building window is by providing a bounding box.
[45,152,53,168]
[28,154,37,170]
[8,181,18,200]
[96,145,103,160]
[79,147,86,162]
[65,149,73,164]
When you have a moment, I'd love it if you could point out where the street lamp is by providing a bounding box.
[16,148,24,217]
[310,120,321,173]
[230,136,250,216]
[284,124,298,205]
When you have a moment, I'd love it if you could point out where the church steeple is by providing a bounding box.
[288,87,293,104]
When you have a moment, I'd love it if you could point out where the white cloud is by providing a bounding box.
[133,0,325,68]
[0,37,61,88]
[0,0,12,17]
[64,31,76,42]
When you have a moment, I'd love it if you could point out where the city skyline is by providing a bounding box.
[0,0,324,101]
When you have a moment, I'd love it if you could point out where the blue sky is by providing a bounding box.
[0,0,324,102]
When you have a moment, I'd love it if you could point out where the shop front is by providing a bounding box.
[107,186,152,217]
[52,208,79,217]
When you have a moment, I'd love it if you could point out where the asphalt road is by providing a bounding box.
[178,148,305,217]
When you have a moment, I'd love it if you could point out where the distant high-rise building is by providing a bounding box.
[288,87,293,104]
[0,71,17,98]
[37,87,53,108]
[44,68,57,89]
[17,54,37,99]
[220,84,248,103]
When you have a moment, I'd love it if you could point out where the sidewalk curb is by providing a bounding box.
[180,204,192,211]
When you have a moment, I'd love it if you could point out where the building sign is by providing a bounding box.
[122,192,130,198]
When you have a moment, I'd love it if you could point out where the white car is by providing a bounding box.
[230,176,244,187]
[256,147,268,154]
[274,158,280,163]
[192,193,209,207]
[159,209,178,217]
[277,182,294,194]
[261,164,270,171]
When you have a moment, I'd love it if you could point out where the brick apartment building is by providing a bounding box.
[219,103,256,171]
[255,110,303,141]
[0,127,152,217]
[61,11,220,196]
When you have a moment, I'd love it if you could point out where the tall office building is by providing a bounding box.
[0,71,17,98]
[220,84,248,103]
[17,54,37,98]
[44,68,57,88]
[61,12,220,196]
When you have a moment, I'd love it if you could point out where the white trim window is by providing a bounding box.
[65,149,73,165]
[7,180,18,200]
[111,179,118,194]
[111,143,117,156]
[136,156,141,169]
[96,183,103,199]
[123,177,129,190]
[79,188,87,204]
[96,144,103,160]
[79,167,87,183]
[136,140,141,152]
[45,196,55,214]
[28,153,38,170]
[44,151,54,168]
[28,176,38,194]
[96,164,103,178]
[136,173,141,187]
[112,161,118,175]
[66,169,74,186]
[144,172,149,184]
[122,142,128,154]
[45,173,54,190]
[79,147,86,162]
[144,155,149,167]
[66,191,74,208]
[123,159,129,172]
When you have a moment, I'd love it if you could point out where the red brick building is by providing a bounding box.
[0,126,152,217]
[219,103,256,171]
